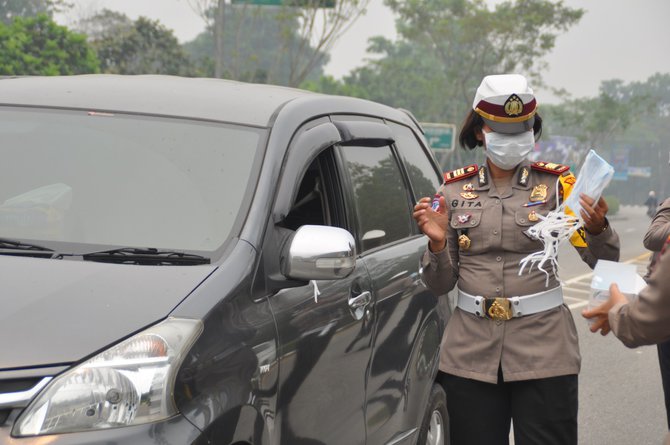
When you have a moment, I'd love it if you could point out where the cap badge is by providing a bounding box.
[529,184,548,202]
[504,94,524,117]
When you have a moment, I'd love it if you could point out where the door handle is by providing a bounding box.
[348,291,371,320]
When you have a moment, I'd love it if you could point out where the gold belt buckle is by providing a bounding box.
[486,298,513,321]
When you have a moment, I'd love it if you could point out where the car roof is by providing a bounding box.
[0,75,316,127]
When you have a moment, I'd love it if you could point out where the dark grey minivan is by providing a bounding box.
[0,75,448,445]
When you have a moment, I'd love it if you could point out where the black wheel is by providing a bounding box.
[417,383,449,445]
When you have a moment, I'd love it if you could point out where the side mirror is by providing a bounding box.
[282,225,356,281]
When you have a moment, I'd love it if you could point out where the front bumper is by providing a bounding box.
[0,414,207,445]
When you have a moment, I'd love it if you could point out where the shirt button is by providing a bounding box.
[471,220,477,226]
[496,256,502,262]
[520,218,526,223]
[495,199,501,204]
[496,287,501,293]
[493,230,499,235]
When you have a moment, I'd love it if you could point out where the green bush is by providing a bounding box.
[604,195,620,215]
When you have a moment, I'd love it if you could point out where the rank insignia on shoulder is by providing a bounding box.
[444,164,478,184]
[531,161,570,175]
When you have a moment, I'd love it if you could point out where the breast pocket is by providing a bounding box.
[450,210,487,255]
[514,209,545,253]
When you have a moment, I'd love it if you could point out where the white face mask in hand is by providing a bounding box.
[484,130,535,170]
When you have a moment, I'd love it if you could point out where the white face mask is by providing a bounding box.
[484,130,535,170]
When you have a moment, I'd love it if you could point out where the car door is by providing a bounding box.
[334,117,445,444]
[265,121,376,445]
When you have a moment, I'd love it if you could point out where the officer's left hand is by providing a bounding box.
[582,283,629,335]
[579,193,608,234]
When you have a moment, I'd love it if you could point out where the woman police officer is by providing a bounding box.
[413,74,620,444]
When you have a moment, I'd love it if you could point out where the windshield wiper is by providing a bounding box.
[82,247,210,265]
[0,238,55,257]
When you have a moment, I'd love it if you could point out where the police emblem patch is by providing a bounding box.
[504,94,524,117]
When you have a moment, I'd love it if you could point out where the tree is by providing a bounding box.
[0,14,98,75]
[0,0,70,25]
[322,0,582,127]
[541,74,669,205]
[77,9,194,76]
[187,0,368,86]
[183,4,329,85]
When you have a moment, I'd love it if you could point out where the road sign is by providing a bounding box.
[422,123,456,151]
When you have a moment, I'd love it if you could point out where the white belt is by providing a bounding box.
[457,286,564,319]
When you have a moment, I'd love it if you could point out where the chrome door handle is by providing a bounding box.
[348,291,371,320]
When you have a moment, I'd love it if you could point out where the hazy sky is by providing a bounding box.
[60,0,670,104]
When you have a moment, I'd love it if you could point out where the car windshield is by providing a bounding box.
[0,107,264,253]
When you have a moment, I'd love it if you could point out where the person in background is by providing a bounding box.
[643,196,670,430]
[582,235,670,445]
[413,73,620,445]
[645,190,659,217]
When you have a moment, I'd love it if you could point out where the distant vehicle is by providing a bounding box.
[0,75,448,445]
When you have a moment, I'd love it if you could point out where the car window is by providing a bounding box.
[388,122,443,200]
[338,144,414,251]
[0,107,264,253]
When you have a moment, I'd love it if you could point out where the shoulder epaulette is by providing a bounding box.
[444,164,478,184]
[531,161,570,175]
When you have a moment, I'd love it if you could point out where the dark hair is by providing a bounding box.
[458,110,543,150]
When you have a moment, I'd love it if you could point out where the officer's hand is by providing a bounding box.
[413,196,449,252]
[581,283,628,335]
[579,193,608,234]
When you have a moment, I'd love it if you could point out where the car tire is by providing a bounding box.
[417,382,449,445]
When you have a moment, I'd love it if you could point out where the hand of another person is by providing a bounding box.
[579,193,609,234]
[581,283,629,335]
[413,196,449,252]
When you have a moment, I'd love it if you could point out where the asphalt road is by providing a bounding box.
[559,205,666,445]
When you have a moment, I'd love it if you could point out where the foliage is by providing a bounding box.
[542,73,670,205]
[300,74,369,98]
[307,0,583,129]
[0,14,98,75]
[77,9,194,76]
[183,4,329,84]
[187,0,367,86]
[603,195,619,215]
[0,0,70,25]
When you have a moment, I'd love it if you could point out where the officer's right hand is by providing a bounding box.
[413,196,449,252]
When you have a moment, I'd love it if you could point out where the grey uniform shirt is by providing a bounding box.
[643,197,670,280]
[611,236,670,347]
[422,160,621,384]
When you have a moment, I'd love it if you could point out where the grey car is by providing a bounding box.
[0,75,448,445]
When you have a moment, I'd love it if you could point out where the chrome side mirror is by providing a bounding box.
[282,225,356,281]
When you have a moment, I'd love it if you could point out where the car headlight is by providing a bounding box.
[13,317,203,437]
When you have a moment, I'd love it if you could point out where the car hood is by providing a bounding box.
[0,255,216,370]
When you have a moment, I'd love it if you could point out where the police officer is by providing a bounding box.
[643,196,670,430]
[413,74,620,445]
[583,235,670,445]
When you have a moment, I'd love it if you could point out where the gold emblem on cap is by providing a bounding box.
[504,94,524,117]
[529,184,548,202]
[458,234,471,250]
[528,210,539,222]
